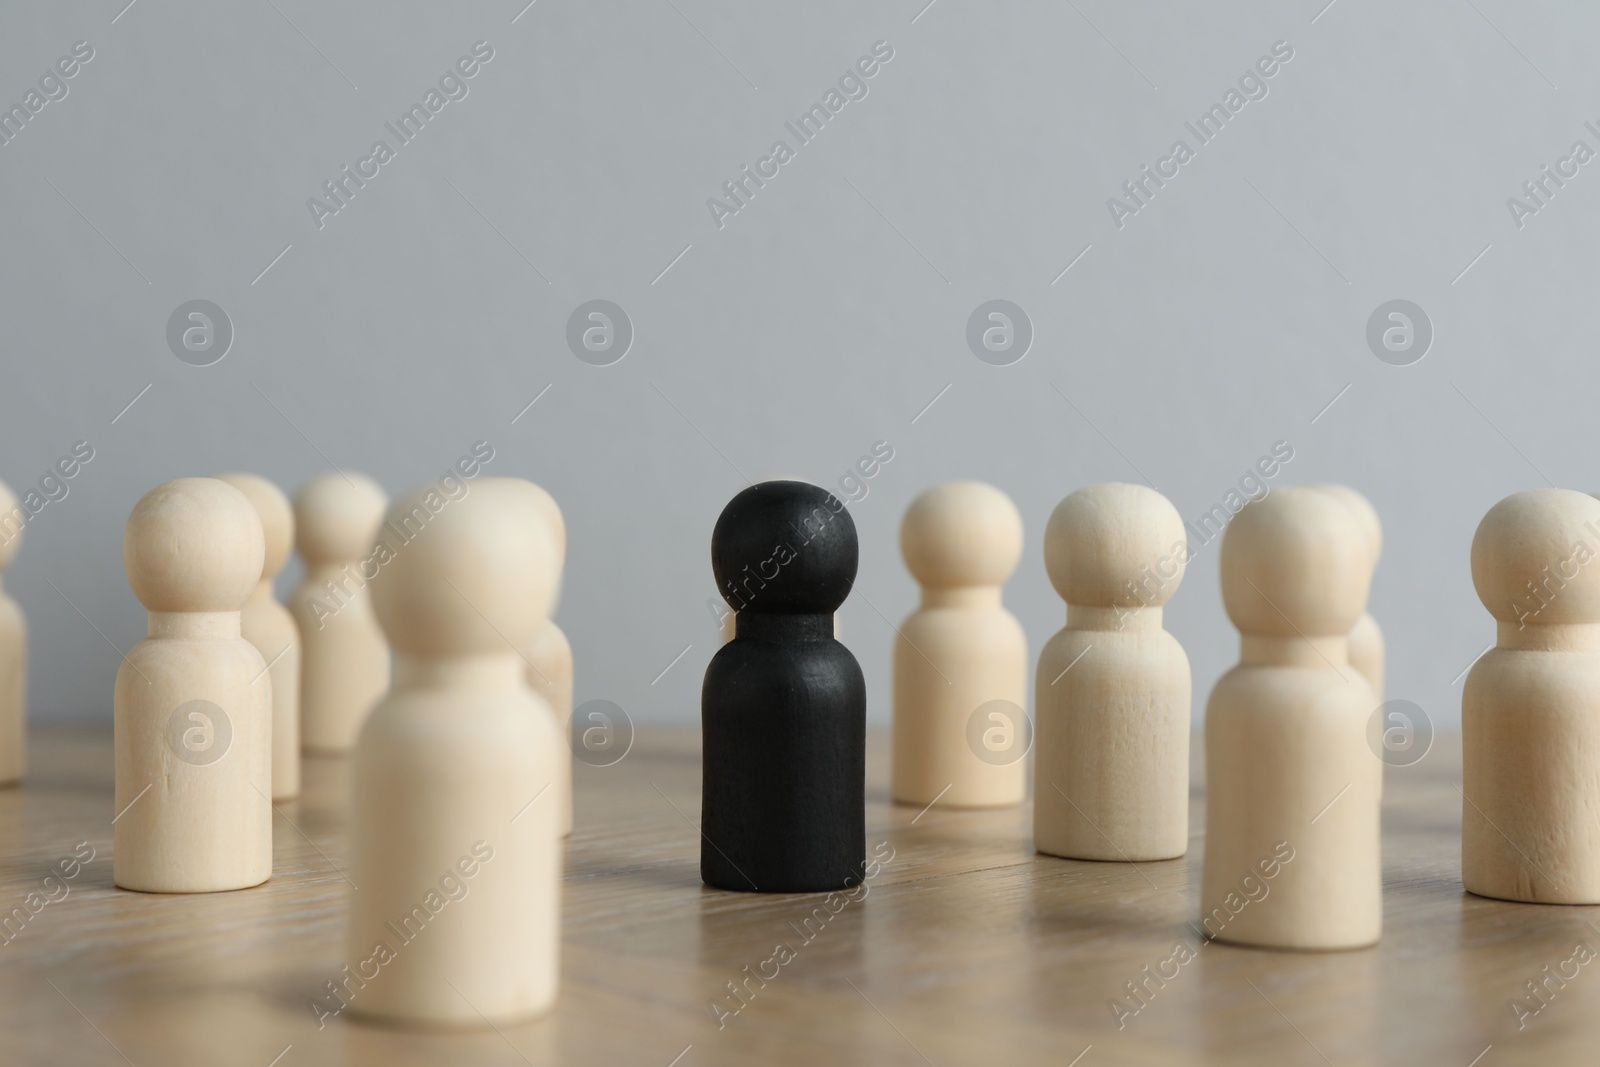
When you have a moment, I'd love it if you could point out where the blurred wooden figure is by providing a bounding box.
[292,472,390,754]
[518,482,574,835]
[1201,486,1380,949]
[1464,489,1600,904]
[114,478,272,893]
[0,480,24,786]
[1314,484,1385,697]
[892,482,1027,809]
[1034,484,1191,861]
[347,477,563,1025]
[217,473,301,799]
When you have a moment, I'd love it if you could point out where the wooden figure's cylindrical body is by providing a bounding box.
[1201,639,1381,948]
[1348,613,1384,697]
[1033,484,1192,860]
[1463,631,1600,902]
[702,481,865,893]
[893,591,1027,807]
[703,615,866,891]
[348,658,561,1024]
[293,564,388,753]
[1035,607,1190,860]
[525,620,573,834]
[244,586,300,800]
[114,614,274,892]
[1462,489,1600,904]
[113,478,272,894]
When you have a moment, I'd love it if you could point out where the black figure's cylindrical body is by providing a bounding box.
[702,481,866,893]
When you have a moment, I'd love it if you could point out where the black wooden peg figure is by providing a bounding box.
[702,480,866,893]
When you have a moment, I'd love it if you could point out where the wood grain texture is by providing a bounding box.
[2,725,1598,1065]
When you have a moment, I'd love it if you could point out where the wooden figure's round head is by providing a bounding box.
[0,479,20,570]
[1472,488,1600,626]
[1221,486,1371,638]
[1043,483,1187,608]
[216,473,294,582]
[371,477,558,658]
[712,480,858,615]
[484,478,562,616]
[521,482,565,562]
[293,472,386,565]
[1313,484,1382,566]
[124,478,264,613]
[901,481,1023,589]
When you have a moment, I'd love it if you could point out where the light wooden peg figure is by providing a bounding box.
[892,482,1027,809]
[1314,484,1385,697]
[0,480,25,786]
[114,478,272,893]
[1034,484,1191,861]
[1201,486,1380,949]
[518,481,574,835]
[217,473,301,800]
[348,476,563,1026]
[292,472,390,754]
[1463,489,1600,904]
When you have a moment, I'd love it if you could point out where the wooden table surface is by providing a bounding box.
[0,725,1595,1066]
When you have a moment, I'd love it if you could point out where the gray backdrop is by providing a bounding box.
[2,0,1595,739]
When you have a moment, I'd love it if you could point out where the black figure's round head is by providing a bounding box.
[712,480,858,615]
